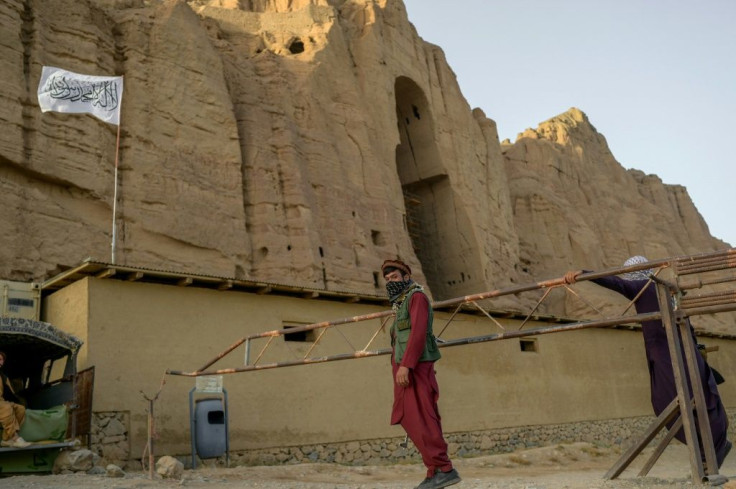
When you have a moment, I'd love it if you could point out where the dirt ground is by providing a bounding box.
[2,442,736,489]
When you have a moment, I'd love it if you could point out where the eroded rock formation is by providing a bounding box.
[0,0,730,326]
[504,108,724,281]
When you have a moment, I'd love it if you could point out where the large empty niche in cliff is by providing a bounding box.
[394,77,450,298]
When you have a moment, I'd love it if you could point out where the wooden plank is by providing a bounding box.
[127,271,144,282]
[95,268,116,279]
[638,415,683,477]
[657,282,705,483]
[605,398,679,480]
[680,319,719,474]
[70,366,95,445]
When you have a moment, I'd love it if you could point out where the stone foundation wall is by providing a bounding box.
[224,417,646,468]
[90,411,131,468]
[90,409,736,469]
[221,409,736,468]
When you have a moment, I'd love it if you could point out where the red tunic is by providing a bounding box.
[390,292,453,477]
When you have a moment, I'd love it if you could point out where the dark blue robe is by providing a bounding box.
[591,274,730,466]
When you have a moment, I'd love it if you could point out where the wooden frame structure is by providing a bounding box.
[605,250,736,485]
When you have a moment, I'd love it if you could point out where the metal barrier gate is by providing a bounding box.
[166,248,736,484]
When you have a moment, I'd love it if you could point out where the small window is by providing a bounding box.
[520,339,538,353]
[8,298,34,307]
[283,324,315,342]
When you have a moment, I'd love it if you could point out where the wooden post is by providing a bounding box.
[148,398,154,480]
[656,281,704,483]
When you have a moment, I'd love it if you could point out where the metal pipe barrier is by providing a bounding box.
[167,248,736,378]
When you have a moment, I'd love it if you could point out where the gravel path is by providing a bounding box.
[1,442,734,489]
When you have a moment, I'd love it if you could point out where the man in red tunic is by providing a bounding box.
[382,259,461,489]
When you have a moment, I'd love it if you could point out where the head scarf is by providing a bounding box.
[621,255,652,281]
[386,279,415,303]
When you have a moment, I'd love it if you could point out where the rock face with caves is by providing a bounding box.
[0,0,731,329]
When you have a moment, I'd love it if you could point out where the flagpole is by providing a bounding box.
[37,67,124,264]
[111,123,121,265]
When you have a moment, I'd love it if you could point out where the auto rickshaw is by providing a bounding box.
[0,316,94,474]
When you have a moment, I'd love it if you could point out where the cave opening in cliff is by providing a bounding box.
[393,76,451,299]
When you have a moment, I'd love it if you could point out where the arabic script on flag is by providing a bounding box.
[37,66,123,125]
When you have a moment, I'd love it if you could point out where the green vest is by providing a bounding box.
[391,287,441,365]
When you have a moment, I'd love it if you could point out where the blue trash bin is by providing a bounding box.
[194,398,227,458]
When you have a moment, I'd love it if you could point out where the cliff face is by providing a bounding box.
[0,0,519,301]
[503,108,724,283]
[0,1,728,314]
[501,109,732,327]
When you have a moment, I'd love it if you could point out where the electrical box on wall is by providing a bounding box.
[1,280,40,320]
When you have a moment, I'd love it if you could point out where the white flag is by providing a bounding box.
[37,66,123,126]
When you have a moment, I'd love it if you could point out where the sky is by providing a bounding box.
[403,0,735,247]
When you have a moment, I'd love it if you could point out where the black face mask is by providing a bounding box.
[386,279,413,302]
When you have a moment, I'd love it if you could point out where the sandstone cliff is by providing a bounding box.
[504,108,726,282]
[502,109,732,328]
[0,0,519,303]
[0,0,731,326]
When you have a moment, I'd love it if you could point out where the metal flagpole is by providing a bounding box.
[37,67,124,263]
[111,123,121,264]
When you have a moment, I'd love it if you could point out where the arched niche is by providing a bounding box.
[394,76,452,299]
